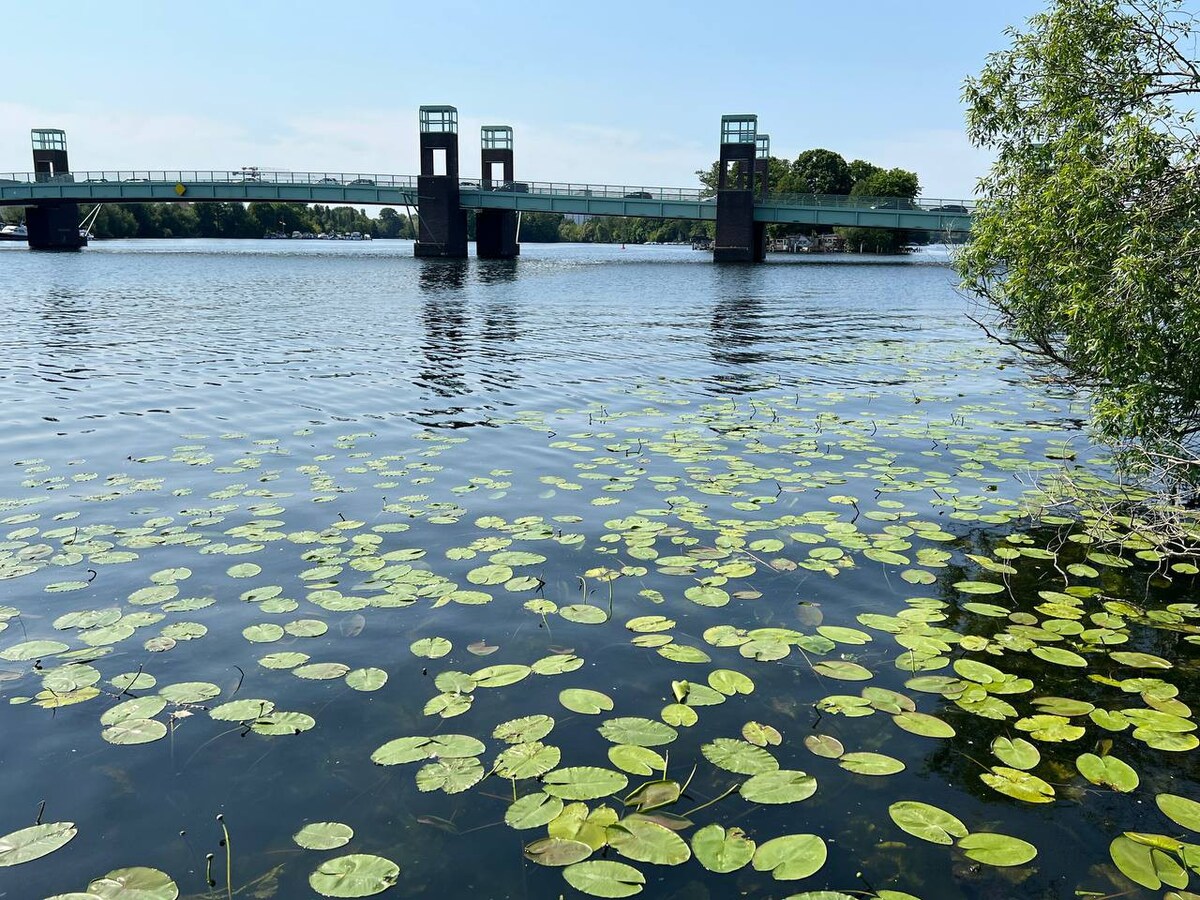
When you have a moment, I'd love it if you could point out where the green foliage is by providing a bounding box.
[782,149,853,195]
[76,201,416,240]
[957,0,1200,468]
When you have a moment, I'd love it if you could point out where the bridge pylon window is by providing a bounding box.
[720,115,757,145]
[31,129,67,152]
[420,106,458,135]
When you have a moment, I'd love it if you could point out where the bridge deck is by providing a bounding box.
[0,171,974,232]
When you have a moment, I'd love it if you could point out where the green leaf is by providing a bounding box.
[560,604,609,624]
[410,637,451,659]
[1110,835,1188,889]
[957,832,1038,867]
[804,734,844,758]
[415,757,485,794]
[691,823,755,873]
[708,669,754,695]
[1076,753,1138,792]
[542,767,629,801]
[0,822,78,867]
[953,581,1005,594]
[472,664,531,688]
[309,853,400,897]
[887,801,967,845]
[838,752,905,776]
[505,792,564,830]
[1158,794,1200,832]
[607,818,691,865]
[656,643,711,664]
[523,837,593,867]
[608,745,667,776]
[991,736,1040,770]
[893,711,955,738]
[87,867,179,899]
[467,564,513,585]
[598,717,678,748]
[294,822,354,851]
[345,668,387,692]
[752,834,827,880]
[494,742,561,779]
[494,714,555,744]
[101,718,167,745]
[739,770,818,804]
[562,860,646,898]
[812,660,873,681]
[701,738,779,775]
[560,688,614,715]
[980,766,1055,803]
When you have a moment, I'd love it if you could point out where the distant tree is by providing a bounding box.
[783,149,853,195]
[848,159,882,185]
[839,167,921,253]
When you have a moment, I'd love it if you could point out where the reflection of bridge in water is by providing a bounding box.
[1,110,974,261]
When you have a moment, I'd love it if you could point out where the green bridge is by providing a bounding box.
[2,112,974,259]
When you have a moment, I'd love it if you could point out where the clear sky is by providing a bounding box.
[0,1,1047,198]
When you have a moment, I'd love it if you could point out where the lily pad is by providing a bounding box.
[0,821,78,866]
[309,853,400,897]
[1076,753,1138,792]
[701,738,779,775]
[598,717,678,748]
[887,801,967,845]
[838,752,905,776]
[607,819,690,865]
[294,821,354,851]
[560,688,614,715]
[542,767,629,801]
[506,792,564,830]
[739,770,818,804]
[752,834,827,880]
[87,867,179,899]
[957,832,1038,867]
[691,823,755,873]
[562,859,645,898]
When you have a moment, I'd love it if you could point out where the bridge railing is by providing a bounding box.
[0,171,420,188]
[758,192,976,214]
[459,180,709,202]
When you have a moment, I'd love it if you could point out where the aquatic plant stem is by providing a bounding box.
[682,783,739,817]
[217,814,232,900]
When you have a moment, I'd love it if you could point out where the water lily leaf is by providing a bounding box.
[561,860,645,898]
[0,822,77,866]
[816,626,873,645]
[505,792,563,829]
[691,823,755,873]
[1110,651,1172,669]
[495,742,561,779]
[294,662,350,680]
[560,605,609,625]
[523,837,592,866]
[740,770,818,804]
[893,711,955,738]
[472,664,531,688]
[532,653,584,675]
[209,699,274,722]
[467,564,513,585]
[253,710,316,735]
[701,738,779,775]
[371,737,433,766]
[743,721,782,746]
[1,640,69,661]
[685,585,730,607]
[87,866,179,899]
[101,718,167,745]
[980,766,1055,803]
[309,853,400,897]
[548,803,617,849]
[624,779,681,812]
[812,661,873,681]
[957,832,1038,867]
[285,619,328,637]
[752,834,827,880]
[101,696,167,725]
[1031,646,1087,667]
[542,767,628,801]
[410,637,451,659]
[661,704,698,727]
[345,668,387,692]
[608,745,666,776]
[708,668,755,695]
[991,736,1040,770]
[598,717,678,748]
[1110,834,1188,889]
[626,615,675,633]
[954,581,1005,594]
[1158,794,1200,832]
[887,801,967,845]
[657,643,711,664]
[804,734,844,759]
[294,821,354,851]
[416,757,484,794]
[495,714,555,744]
[560,688,614,715]
[243,623,284,643]
[1077,753,1138,792]
[226,563,261,579]
[258,652,309,670]
[839,752,904,776]
[607,819,690,865]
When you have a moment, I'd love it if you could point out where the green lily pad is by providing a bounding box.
[523,836,593,867]
[812,661,873,681]
[991,736,1040,770]
[1109,834,1188,890]
[804,734,845,759]
[560,688,614,715]
[739,770,818,804]
[598,717,678,748]
[87,866,179,899]
[495,714,555,744]
[954,581,1005,594]
[562,859,645,897]
[345,668,387,692]
[1077,753,1138,792]
[101,718,167,745]
[1158,793,1200,832]
[495,742,561,779]
[309,853,400,897]
[742,721,782,746]
[752,834,827,880]
[560,605,609,625]
[607,819,690,865]
[691,823,755,873]
[209,699,274,722]
[708,669,755,696]
[608,745,666,776]
[415,757,485,794]
[472,664,531,688]
[294,821,354,851]
[838,752,905,776]
[893,710,955,738]
[467,564,513,585]
[542,766,629,801]
[702,738,779,775]
[887,801,967,845]
[957,832,1038,867]
[506,792,564,830]
[410,637,451,659]
[980,766,1055,803]
[0,821,78,866]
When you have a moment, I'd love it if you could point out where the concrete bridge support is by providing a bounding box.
[713,115,760,263]
[26,128,85,250]
[415,106,468,258]
[476,125,519,259]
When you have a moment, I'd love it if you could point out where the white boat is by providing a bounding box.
[0,223,27,242]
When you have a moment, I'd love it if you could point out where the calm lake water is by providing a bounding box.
[0,239,1194,900]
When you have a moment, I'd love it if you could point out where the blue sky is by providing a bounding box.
[0,1,1047,197]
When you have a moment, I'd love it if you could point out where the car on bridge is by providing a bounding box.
[929,204,969,214]
[349,178,376,186]
[315,177,341,185]
[624,191,653,199]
